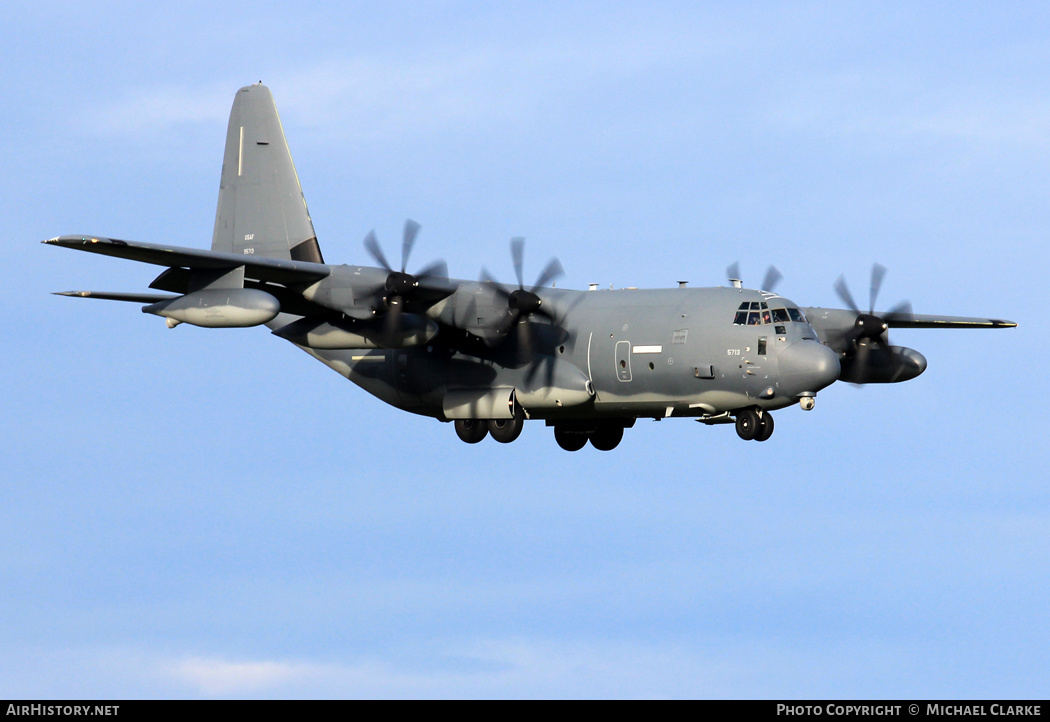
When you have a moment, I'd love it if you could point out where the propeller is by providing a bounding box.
[480,238,565,385]
[762,266,783,293]
[363,219,448,345]
[834,263,914,378]
[725,263,783,293]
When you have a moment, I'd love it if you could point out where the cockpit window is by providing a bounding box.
[736,304,809,326]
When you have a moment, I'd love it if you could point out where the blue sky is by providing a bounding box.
[1,1,1045,698]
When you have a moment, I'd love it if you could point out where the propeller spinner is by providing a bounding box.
[481,238,564,333]
[480,238,565,384]
[834,264,917,381]
[362,220,448,344]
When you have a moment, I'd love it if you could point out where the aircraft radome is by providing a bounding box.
[46,84,1016,451]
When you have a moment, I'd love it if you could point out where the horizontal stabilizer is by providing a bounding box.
[43,235,329,285]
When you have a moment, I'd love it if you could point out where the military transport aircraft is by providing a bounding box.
[46,84,1016,450]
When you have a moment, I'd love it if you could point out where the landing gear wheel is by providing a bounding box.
[489,410,524,444]
[754,412,774,442]
[554,426,588,451]
[455,419,488,444]
[589,423,624,451]
[735,409,760,441]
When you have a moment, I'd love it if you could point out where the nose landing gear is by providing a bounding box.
[735,408,774,441]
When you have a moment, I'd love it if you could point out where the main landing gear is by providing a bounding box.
[454,419,488,444]
[453,407,525,445]
[453,416,631,451]
[734,408,774,442]
[553,421,628,451]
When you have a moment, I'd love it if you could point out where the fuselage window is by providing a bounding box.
[772,308,790,323]
[788,308,807,323]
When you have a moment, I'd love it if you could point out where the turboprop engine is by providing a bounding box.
[838,344,927,384]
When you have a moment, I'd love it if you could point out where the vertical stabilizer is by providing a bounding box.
[212,84,324,263]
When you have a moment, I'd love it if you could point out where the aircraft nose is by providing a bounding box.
[779,340,840,396]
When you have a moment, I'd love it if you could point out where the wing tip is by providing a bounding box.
[43,235,88,245]
[42,235,129,247]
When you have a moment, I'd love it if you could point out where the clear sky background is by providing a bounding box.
[1,1,1045,699]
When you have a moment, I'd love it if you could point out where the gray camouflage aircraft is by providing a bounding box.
[46,84,1016,450]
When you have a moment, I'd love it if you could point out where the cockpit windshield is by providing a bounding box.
[732,302,808,326]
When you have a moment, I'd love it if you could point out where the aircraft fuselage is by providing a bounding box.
[304,284,840,423]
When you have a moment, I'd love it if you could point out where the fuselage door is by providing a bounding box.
[615,340,632,381]
[743,336,769,400]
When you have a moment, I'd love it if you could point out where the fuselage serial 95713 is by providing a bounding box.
[46,84,1016,451]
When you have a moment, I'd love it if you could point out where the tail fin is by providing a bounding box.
[211,84,324,264]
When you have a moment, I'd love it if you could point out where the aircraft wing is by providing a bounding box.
[43,235,330,285]
[803,306,1016,356]
[804,306,1016,332]
[882,312,1016,329]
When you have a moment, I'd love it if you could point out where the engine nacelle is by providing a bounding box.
[143,289,280,328]
[271,314,438,349]
[839,345,927,384]
[300,265,388,319]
